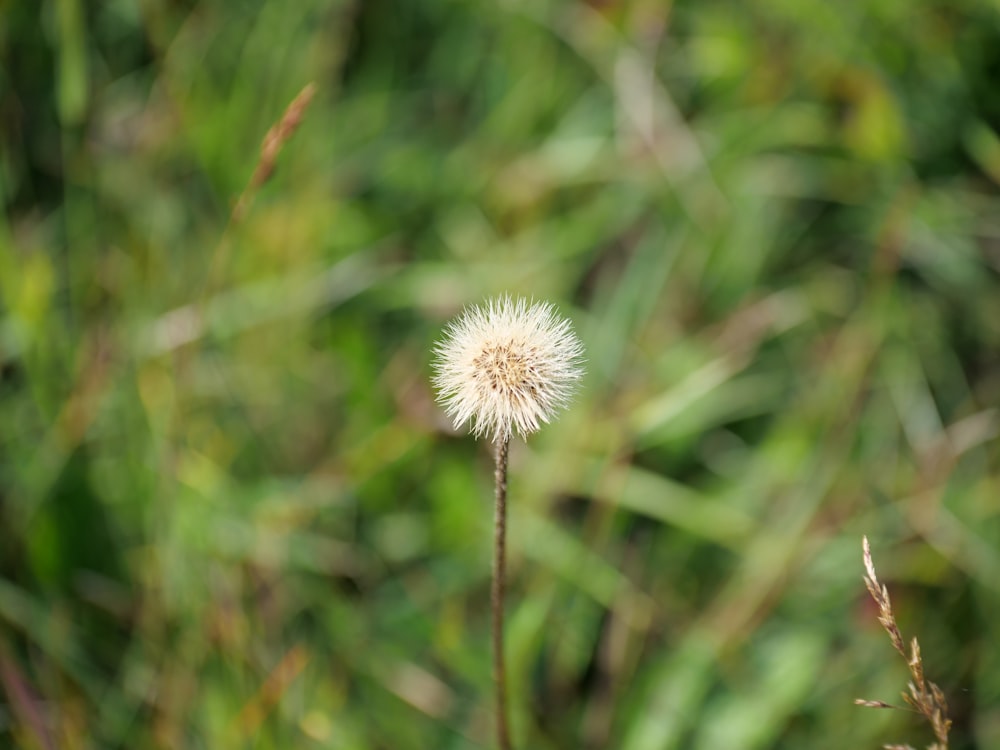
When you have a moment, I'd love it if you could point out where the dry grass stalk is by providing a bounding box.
[200,81,317,301]
[856,536,952,750]
[231,81,317,223]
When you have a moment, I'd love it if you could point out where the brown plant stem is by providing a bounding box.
[492,435,512,750]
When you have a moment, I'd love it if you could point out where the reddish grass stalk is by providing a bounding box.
[492,435,512,750]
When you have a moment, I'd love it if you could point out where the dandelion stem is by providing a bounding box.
[492,435,512,750]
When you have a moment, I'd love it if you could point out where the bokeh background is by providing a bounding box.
[3,1,1000,748]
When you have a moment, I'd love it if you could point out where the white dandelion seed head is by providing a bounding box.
[432,296,585,444]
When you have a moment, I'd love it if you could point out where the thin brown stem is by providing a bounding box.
[492,435,512,750]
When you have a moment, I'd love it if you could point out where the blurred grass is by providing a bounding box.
[2,0,1000,748]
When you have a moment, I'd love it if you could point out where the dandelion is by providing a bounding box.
[432,296,585,445]
[431,295,584,750]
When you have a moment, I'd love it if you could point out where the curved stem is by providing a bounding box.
[492,435,512,750]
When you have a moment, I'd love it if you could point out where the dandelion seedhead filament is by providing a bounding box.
[432,296,585,444]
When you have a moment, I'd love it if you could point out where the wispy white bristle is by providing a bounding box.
[431,296,585,444]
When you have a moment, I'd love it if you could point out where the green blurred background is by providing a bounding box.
[2,0,1000,748]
